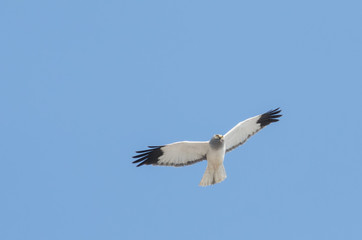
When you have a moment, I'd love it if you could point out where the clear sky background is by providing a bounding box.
[1,1,362,240]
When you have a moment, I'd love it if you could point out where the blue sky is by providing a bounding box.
[1,1,362,239]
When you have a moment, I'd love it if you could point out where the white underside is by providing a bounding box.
[199,146,226,186]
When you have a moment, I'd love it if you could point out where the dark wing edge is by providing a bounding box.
[257,108,282,128]
[226,134,252,152]
[132,146,165,167]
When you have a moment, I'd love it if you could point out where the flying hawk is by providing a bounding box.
[133,108,282,186]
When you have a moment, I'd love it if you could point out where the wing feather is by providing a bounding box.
[133,141,209,167]
[224,108,282,153]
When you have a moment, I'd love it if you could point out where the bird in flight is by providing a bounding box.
[132,108,282,186]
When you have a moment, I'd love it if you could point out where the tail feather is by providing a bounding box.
[199,164,227,187]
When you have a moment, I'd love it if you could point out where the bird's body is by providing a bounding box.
[133,108,282,186]
[200,135,226,186]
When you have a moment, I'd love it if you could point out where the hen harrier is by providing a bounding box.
[133,108,282,186]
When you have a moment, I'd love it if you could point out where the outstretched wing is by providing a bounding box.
[133,141,209,167]
[224,108,282,153]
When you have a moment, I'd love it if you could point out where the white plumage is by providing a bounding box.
[133,108,282,186]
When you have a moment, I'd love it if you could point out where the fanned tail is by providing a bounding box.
[199,164,227,187]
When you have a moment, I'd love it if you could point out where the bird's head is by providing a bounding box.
[214,134,224,141]
[210,134,224,149]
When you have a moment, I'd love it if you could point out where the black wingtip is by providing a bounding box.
[257,108,282,128]
[134,161,145,167]
[132,146,164,167]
